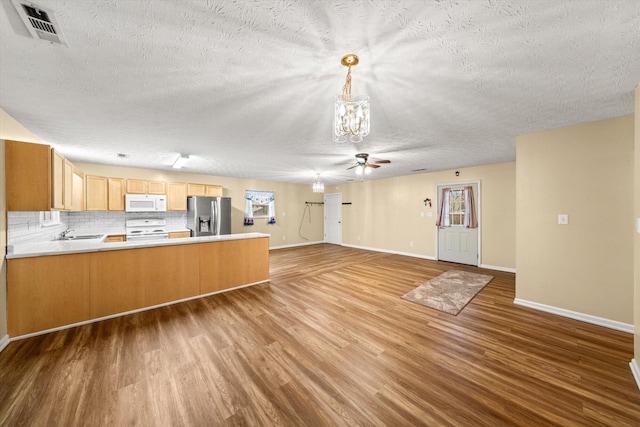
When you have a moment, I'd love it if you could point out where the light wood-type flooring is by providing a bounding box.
[1,244,639,426]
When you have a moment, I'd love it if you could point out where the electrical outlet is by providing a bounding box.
[420,212,424,217]
[357,236,361,241]
[558,214,569,225]
[282,235,286,240]
[410,241,414,247]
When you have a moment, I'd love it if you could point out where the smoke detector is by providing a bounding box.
[11,0,68,46]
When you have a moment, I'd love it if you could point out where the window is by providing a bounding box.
[448,189,465,226]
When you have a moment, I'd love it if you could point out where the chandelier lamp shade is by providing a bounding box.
[334,54,370,143]
[312,173,325,193]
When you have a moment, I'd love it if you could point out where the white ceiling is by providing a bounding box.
[1,0,639,185]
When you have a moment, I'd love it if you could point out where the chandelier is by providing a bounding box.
[334,54,370,143]
[312,173,325,193]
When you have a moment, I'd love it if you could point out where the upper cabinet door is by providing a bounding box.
[51,149,65,210]
[63,159,73,210]
[85,175,108,211]
[108,178,125,211]
[187,183,205,196]
[205,185,223,197]
[167,182,187,211]
[71,167,84,211]
[147,181,166,194]
[5,140,52,211]
[126,179,147,194]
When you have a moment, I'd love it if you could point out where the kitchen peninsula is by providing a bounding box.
[7,233,270,338]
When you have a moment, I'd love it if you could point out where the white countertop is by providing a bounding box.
[7,232,270,259]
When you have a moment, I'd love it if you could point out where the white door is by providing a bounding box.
[437,183,479,266]
[324,193,342,245]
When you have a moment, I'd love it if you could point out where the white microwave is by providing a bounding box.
[125,194,167,212]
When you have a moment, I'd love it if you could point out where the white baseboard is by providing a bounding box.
[630,359,640,391]
[270,240,324,250]
[513,298,633,333]
[341,243,437,260]
[9,279,269,342]
[479,264,516,273]
[341,244,516,275]
[0,334,9,353]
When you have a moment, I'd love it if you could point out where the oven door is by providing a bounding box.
[126,233,169,242]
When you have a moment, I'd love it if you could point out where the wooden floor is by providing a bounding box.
[1,244,639,426]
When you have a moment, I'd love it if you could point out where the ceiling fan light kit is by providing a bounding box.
[347,153,390,176]
[334,54,370,143]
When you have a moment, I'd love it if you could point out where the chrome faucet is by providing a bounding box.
[58,228,73,240]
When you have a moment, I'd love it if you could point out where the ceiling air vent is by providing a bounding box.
[11,0,68,46]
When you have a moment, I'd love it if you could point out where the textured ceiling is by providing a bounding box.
[1,0,639,185]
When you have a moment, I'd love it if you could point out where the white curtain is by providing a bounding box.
[436,187,451,227]
[244,190,276,226]
[463,186,478,228]
[244,193,254,226]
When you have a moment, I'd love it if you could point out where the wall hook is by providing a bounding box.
[424,198,432,207]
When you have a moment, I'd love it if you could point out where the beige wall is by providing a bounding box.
[634,85,640,359]
[339,162,516,270]
[516,115,635,324]
[75,163,324,247]
[1,109,44,339]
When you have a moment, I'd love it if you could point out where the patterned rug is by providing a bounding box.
[401,269,494,315]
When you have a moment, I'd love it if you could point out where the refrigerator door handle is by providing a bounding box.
[211,200,217,236]
[215,198,221,235]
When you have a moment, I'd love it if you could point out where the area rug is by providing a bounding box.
[401,270,493,315]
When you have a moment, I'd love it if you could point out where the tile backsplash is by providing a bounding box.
[8,211,187,244]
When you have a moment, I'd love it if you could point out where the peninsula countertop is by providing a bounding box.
[6,232,270,259]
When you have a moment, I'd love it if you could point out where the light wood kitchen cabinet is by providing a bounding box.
[6,141,85,212]
[169,231,191,239]
[51,149,65,210]
[108,178,125,211]
[167,182,187,211]
[104,235,126,243]
[6,140,52,211]
[126,179,147,194]
[53,151,79,211]
[187,183,205,196]
[205,185,223,197]
[85,175,108,211]
[64,159,73,210]
[188,183,223,197]
[126,179,165,194]
[147,181,166,194]
[71,166,84,211]
[7,236,269,337]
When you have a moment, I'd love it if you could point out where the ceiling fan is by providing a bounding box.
[347,153,391,174]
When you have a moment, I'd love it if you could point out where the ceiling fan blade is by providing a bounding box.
[346,165,358,170]
[367,164,381,169]
[370,159,391,164]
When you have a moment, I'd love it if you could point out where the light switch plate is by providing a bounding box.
[558,214,569,225]
[637,218,640,234]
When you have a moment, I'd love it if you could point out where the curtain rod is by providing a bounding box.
[305,202,352,205]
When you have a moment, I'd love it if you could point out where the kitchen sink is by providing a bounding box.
[67,235,104,240]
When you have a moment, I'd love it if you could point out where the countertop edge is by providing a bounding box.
[7,233,271,259]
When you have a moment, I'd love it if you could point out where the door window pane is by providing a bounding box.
[449,190,465,226]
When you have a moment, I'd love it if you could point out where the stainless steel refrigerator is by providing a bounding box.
[187,196,232,237]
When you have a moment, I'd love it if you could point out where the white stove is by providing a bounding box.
[125,219,169,241]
